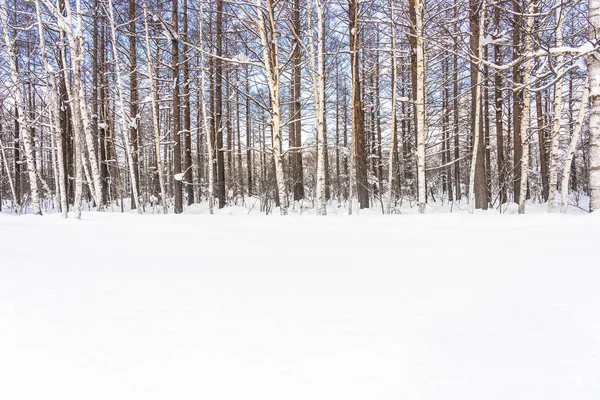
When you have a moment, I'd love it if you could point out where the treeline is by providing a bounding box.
[0,0,597,216]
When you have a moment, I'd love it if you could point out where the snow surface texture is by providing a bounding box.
[1,211,600,400]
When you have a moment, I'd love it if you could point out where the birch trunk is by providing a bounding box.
[0,0,42,215]
[548,5,564,212]
[413,0,427,214]
[588,0,600,212]
[386,0,398,214]
[561,77,588,213]
[198,0,215,214]
[142,1,167,214]
[0,136,19,214]
[518,0,534,214]
[35,0,68,218]
[45,0,103,208]
[57,29,83,218]
[256,0,288,215]
[106,0,141,214]
[307,0,327,215]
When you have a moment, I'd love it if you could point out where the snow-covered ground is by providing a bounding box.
[1,209,599,400]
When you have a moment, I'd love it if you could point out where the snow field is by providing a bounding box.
[1,211,599,400]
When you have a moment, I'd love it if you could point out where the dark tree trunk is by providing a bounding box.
[172,0,183,213]
[129,0,140,209]
[349,0,369,208]
[183,0,194,205]
[215,0,226,208]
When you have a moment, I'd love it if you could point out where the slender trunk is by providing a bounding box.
[548,5,564,212]
[349,0,369,209]
[34,0,68,217]
[129,0,140,209]
[183,0,194,205]
[246,66,253,195]
[413,0,427,213]
[256,0,289,214]
[143,1,167,213]
[215,0,226,208]
[0,0,42,215]
[307,0,327,215]
[106,0,141,214]
[199,0,215,214]
[172,0,183,212]
[518,0,534,214]
[386,0,399,213]
[588,0,600,211]
[561,77,588,212]
[512,0,523,203]
[469,0,487,211]
[494,4,506,204]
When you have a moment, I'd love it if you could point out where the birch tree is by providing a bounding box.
[385,0,400,214]
[199,0,215,214]
[306,0,327,215]
[518,0,535,214]
[0,0,42,215]
[548,4,564,212]
[561,77,589,212]
[588,0,600,212]
[34,0,67,218]
[142,0,167,213]
[412,0,427,214]
[106,0,141,214]
[42,0,103,209]
[256,0,289,215]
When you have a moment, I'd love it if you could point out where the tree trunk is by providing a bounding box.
[34,0,68,217]
[106,0,141,214]
[548,5,564,212]
[512,0,523,204]
[518,0,534,214]
[172,0,183,213]
[256,0,288,214]
[349,0,369,209]
[469,0,487,210]
[561,77,588,212]
[412,0,427,213]
[142,1,167,213]
[1,0,42,215]
[588,0,600,211]
[215,0,226,208]
[129,0,140,209]
[494,4,507,204]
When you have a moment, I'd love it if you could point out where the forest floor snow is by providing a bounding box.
[1,210,600,400]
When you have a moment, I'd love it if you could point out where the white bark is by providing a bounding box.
[58,36,83,219]
[307,0,327,215]
[197,0,215,214]
[142,1,168,214]
[256,0,288,215]
[0,136,19,214]
[560,77,589,213]
[42,0,103,209]
[107,0,142,214]
[518,1,534,214]
[35,0,68,218]
[0,0,42,215]
[468,0,486,214]
[548,4,564,213]
[588,0,600,212]
[414,0,427,214]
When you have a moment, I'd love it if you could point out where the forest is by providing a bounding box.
[3,1,600,397]
[0,0,598,216]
